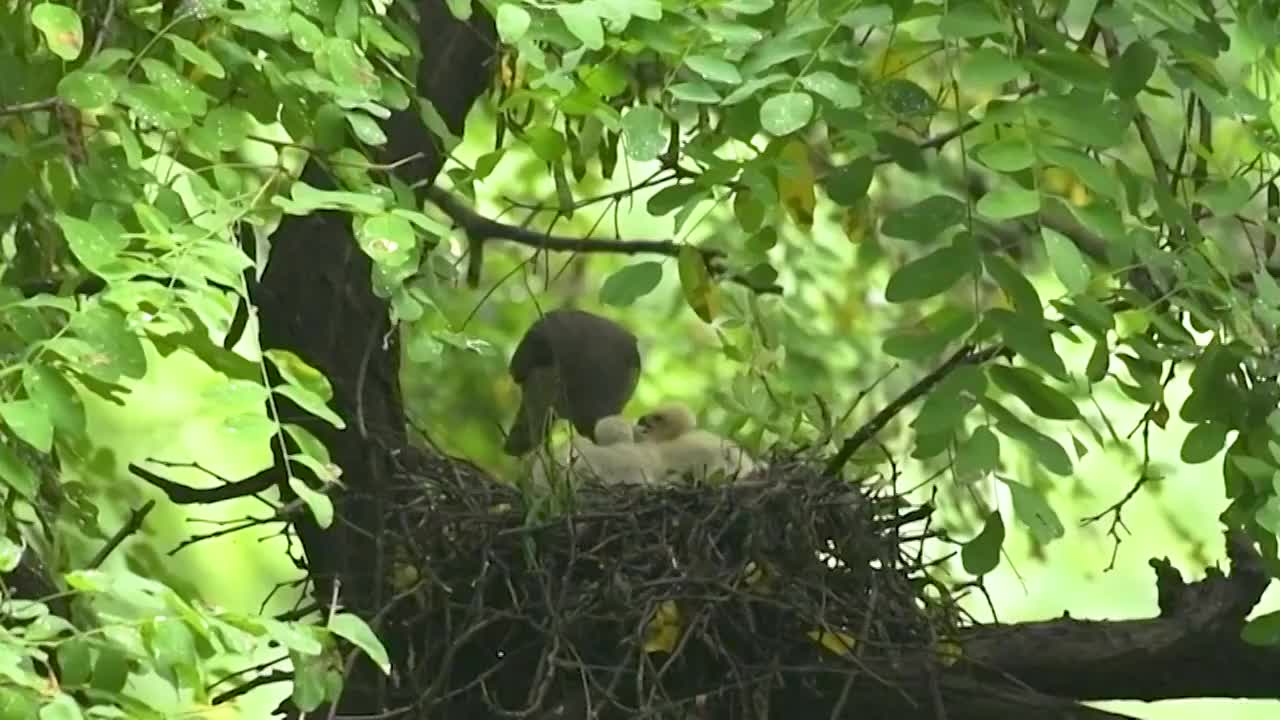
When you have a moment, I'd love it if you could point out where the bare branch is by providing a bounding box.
[425,185,782,294]
[88,500,156,569]
[825,345,1004,475]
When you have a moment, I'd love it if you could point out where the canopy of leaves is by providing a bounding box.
[3,0,1280,716]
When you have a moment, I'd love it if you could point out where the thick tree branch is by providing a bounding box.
[960,531,1274,701]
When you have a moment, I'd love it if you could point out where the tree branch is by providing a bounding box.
[88,500,156,569]
[129,461,277,505]
[424,185,783,294]
[825,345,1004,475]
[960,531,1273,701]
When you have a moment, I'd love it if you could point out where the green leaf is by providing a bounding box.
[1036,145,1123,201]
[962,511,1004,575]
[121,84,190,130]
[798,71,861,109]
[760,92,815,136]
[0,401,54,452]
[144,617,197,683]
[0,536,24,574]
[984,398,1073,475]
[984,254,1043,319]
[884,247,973,302]
[264,350,334,402]
[1042,227,1091,294]
[622,105,665,161]
[1111,40,1157,98]
[23,364,85,437]
[1181,421,1229,464]
[31,4,84,61]
[275,385,346,429]
[880,194,967,242]
[956,425,1000,477]
[975,137,1033,172]
[36,693,81,720]
[56,637,92,687]
[67,305,148,382]
[883,306,975,360]
[881,78,935,117]
[1195,177,1251,217]
[495,3,532,43]
[1030,94,1130,149]
[825,156,874,205]
[960,48,1023,87]
[56,71,116,111]
[346,111,387,145]
[669,80,721,104]
[976,184,1040,220]
[988,365,1079,420]
[289,476,335,528]
[167,35,226,78]
[557,3,604,49]
[600,262,663,307]
[358,213,417,266]
[988,309,1067,381]
[323,37,379,99]
[55,214,125,274]
[328,612,391,674]
[0,443,38,499]
[938,4,1005,38]
[685,55,742,84]
[1003,479,1066,543]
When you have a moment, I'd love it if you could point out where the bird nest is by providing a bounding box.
[373,453,958,719]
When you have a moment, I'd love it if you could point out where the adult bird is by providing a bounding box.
[504,308,642,456]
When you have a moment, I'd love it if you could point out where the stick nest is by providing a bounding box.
[375,453,957,719]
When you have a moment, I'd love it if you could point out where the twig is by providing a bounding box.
[825,345,1003,475]
[425,185,782,294]
[427,184,715,259]
[0,98,59,117]
[87,500,156,569]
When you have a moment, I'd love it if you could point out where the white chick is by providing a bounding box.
[568,415,664,486]
[635,403,758,484]
[530,416,662,488]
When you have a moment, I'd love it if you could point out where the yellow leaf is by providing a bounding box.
[642,600,683,654]
[777,140,815,228]
[936,638,964,666]
[840,196,873,244]
[807,627,857,657]
[677,246,719,323]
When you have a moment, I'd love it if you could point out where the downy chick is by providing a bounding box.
[635,403,758,484]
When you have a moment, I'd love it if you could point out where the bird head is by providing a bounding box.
[636,403,696,442]
[593,415,636,445]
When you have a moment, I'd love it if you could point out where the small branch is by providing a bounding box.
[0,98,59,117]
[427,184,710,258]
[129,461,277,504]
[211,671,293,705]
[89,0,119,57]
[825,345,1003,475]
[873,84,1040,166]
[87,500,156,569]
[425,185,782,294]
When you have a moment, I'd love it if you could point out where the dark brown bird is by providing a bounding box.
[503,309,642,456]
